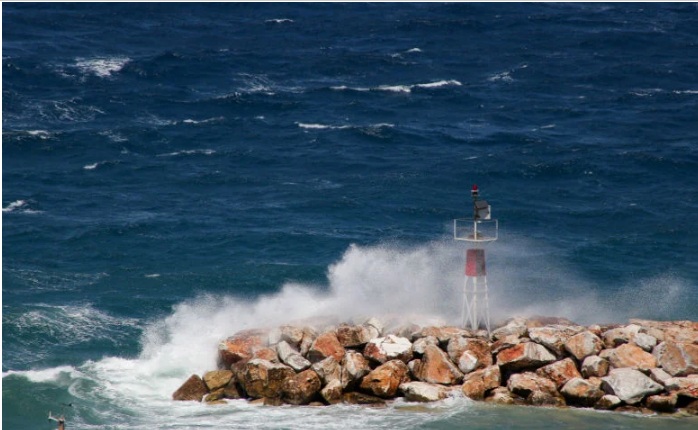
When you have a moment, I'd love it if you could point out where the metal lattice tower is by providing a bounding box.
[453,184,498,334]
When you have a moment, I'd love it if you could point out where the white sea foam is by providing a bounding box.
[2,365,79,382]
[156,149,217,157]
[3,199,28,212]
[83,162,101,170]
[297,122,394,131]
[74,56,130,78]
[406,48,422,53]
[673,89,698,95]
[488,71,513,82]
[26,130,52,139]
[181,116,224,125]
[331,80,462,94]
[265,18,294,24]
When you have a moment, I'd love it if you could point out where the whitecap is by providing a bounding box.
[297,123,351,130]
[414,79,462,89]
[265,18,294,24]
[2,365,79,382]
[74,56,130,78]
[26,130,52,139]
[3,199,28,212]
[83,162,101,170]
[488,71,513,82]
[673,89,698,95]
[181,116,224,125]
[156,149,216,157]
[406,48,422,53]
[540,124,556,129]
[332,80,462,94]
[145,274,161,278]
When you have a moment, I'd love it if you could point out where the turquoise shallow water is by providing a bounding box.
[3,3,698,429]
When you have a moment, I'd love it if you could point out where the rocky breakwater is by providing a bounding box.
[173,317,698,416]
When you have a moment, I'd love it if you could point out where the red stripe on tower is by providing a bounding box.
[465,249,486,276]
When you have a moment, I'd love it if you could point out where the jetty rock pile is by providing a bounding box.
[173,316,698,415]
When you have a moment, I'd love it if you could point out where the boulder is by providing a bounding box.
[252,347,279,363]
[602,325,641,348]
[633,333,658,352]
[603,343,657,371]
[581,355,610,378]
[411,344,463,385]
[359,359,411,398]
[311,356,342,385]
[282,369,322,405]
[336,323,379,348]
[649,367,673,386]
[239,359,295,399]
[447,337,492,374]
[461,365,501,400]
[321,379,344,405]
[528,325,584,357]
[279,325,305,349]
[399,381,450,402]
[412,336,439,356]
[491,334,523,354]
[629,319,698,344]
[203,388,226,403]
[203,370,234,392]
[645,393,678,412]
[560,377,605,407]
[412,326,471,344]
[491,318,527,340]
[277,340,311,372]
[653,342,698,376]
[536,358,582,389]
[485,386,522,405]
[601,368,664,405]
[363,335,413,364]
[594,394,622,410]
[506,372,565,406]
[342,350,371,389]
[223,377,243,399]
[172,374,208,401]
[685,399,698,416]
[299,327,317,357]
[342,392,387,406]
[218,329,267,368]
[308,331,345,363]
[496,342,557,371]
[564,331,604,361]
[664,375,698,399]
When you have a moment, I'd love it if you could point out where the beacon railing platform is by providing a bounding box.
[453,219,498,243]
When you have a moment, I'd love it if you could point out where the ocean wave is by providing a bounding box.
[297,122,394,131]
[673,89,698,95]
[2,365,79,382]
[265,18,294,24]
[10,304,140,347]
[74,56,131,78]
[156,149,217,157]
[181,116,225,125]
[330,79,462,94]
[2,199,41,214]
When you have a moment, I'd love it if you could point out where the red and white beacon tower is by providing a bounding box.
[454,184,498,333]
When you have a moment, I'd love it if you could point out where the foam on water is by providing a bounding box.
[331,80,462,94]
[74,56,131,78]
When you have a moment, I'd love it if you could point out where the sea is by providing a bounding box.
[3,2,698,429]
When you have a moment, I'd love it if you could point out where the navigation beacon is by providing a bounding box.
[453,184,498,333]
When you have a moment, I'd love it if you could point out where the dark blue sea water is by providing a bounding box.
[3,3,698,429]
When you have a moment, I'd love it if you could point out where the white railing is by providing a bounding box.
[453,218,498,242]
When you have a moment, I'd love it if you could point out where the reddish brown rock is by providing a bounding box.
[311,356,342,385]
[299,327,317,357]
[203,370,234,392]
[336,323,378,348]
[447,337,492,374]
[664,375,698,399]
[491,318,527,340]
[496,342,556,371]
[172,374,209,401]
[342,392,387,406]
[536,358,582,389]
[203,388,226,403]
[223,377,243,399]
[239,359,295,399]
[491,334,524,354]
[359,359,411,398]
[560,377,605,407]
[506,372,565,406]
[528,325,584,357]
[308,331,345,363]
[581,355,610,378]
[252,347,279,363]
[603,343,657,371]
[411,344,463,385]
[279,325,305,349]
[653,342,698,377]
[461,365,501,400]
[629,319,698,344]
[363,335,413,364]
[218,329,267,368]
[594,394,622,410]
[277,340,311,372]
[412,336,439,356]
[564,331,604,361]
[282,369,322,405]
[602,325,641,348]
[321,379,344,404]
[485,386,523,405]
[645,393,678,412]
